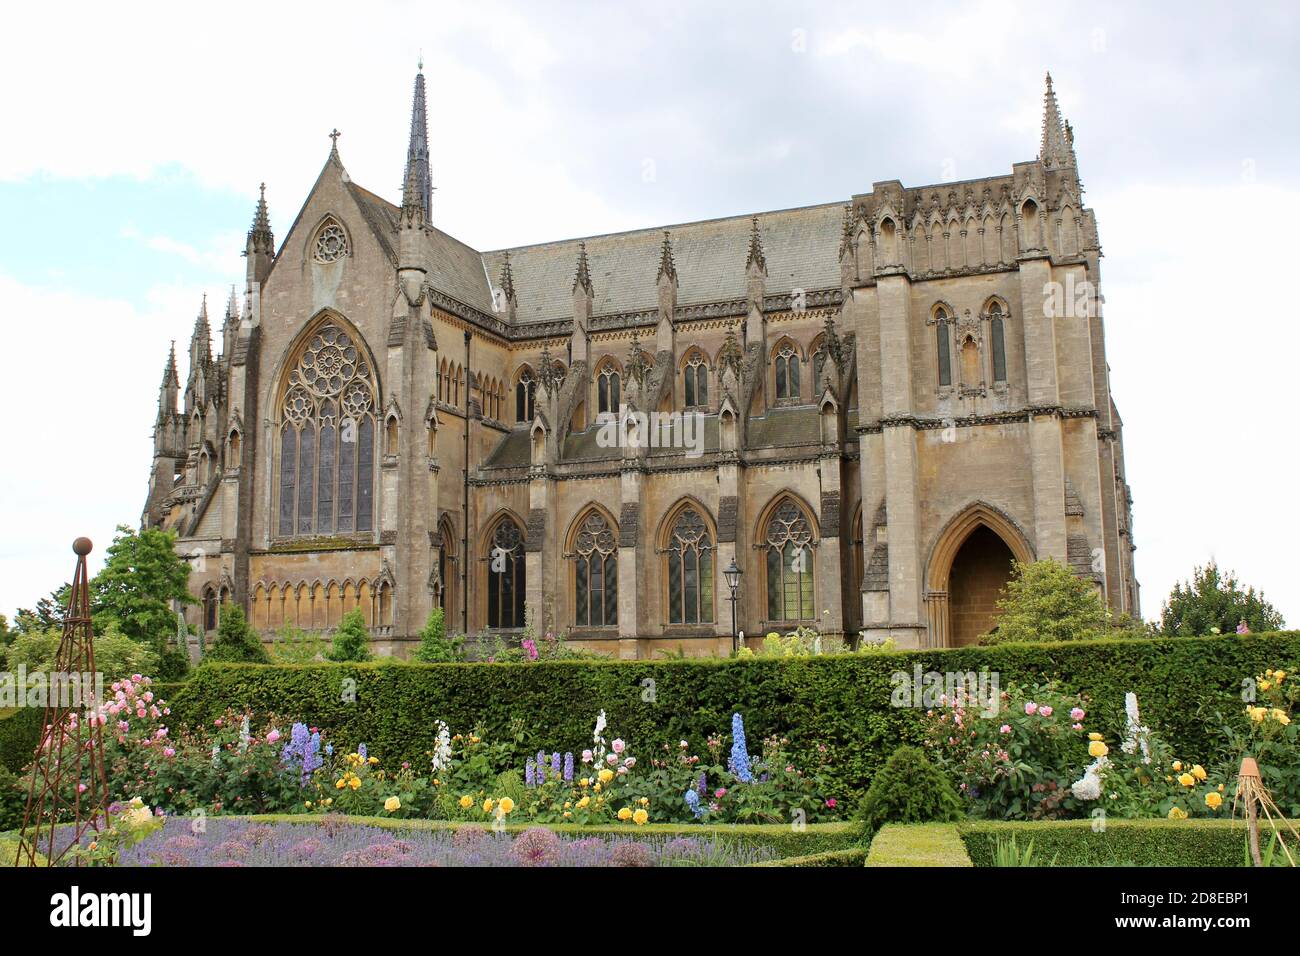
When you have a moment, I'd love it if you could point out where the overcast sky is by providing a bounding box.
[0,0,1295,625]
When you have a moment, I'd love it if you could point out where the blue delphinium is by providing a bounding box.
[280,722,322,787]
[697,773,707,796]
[728,712,754,783]
[358,743,367,761]
[536,750,546,783]
[325,742,334,756]
[684,788,704,819]
[525,759,536,787]
[552,752,562,775]
[563,752,575,782]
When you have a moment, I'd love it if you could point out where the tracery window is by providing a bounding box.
[774,344,801,401]
[515,370,536,423]
[203,588,217,632]
[486,516,526,628]
[664,507,714,625]
[989,302,1007,384]
[278,321,376,537]
[573,511,617,627]
[935,308,953,387]
[597,365,621,414]
[764,498,815,622]
[312,219,350,263]
[683,353,708,408]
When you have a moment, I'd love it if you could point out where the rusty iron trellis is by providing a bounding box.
[14,537,110,866]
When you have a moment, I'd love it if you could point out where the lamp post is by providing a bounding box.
[724,557,743,656]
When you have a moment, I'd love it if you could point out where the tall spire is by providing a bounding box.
[1039,72,1070,170]
[838,204,856,260]
[498,250,517,306]
[162,341,179,389]
[246,183,274,255]
[191,295,212,367]
[656,230,677,283]
[745,216,767,274]
[572,242,594,296]
[402,67,432,220]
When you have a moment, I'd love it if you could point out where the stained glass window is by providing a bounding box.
[764,499,815,622]
[665,507,714,625]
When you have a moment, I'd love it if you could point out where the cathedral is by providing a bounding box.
[142,71,1138,658]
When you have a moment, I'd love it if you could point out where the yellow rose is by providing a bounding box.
[1191,764,1207,781]
[563,811,572,818]
[639,797,649,806]
[459,795,473,809]
[1088,740,1109,758]
[1259,680,1272,692]
[305,801,313,808]
[1167,806,1188,820]
[322,798,332,806]
[369,756,379,764]
[564,801,572,809]
[349,777,361,790]
[1171,761,1182,772]
[576,796,590,809]
[1205,791,1223,810]
[1177,773,1195,787]
[1273,709,1291,726]
[598,769,614,784]
[617,807,633,821]
[1088,732,1104,741]
[483,798,495,813]
[579,778,590,789]
[335,778,346,790]
[632,808,649,825]
[384,796,401,812]
[498,797,514,815]
[1274,670,1286,681]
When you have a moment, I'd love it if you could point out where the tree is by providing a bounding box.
[4,622,159,681]
[413,607,463,663]
[981,558,1107,645]
[327,608,371,662]
[203,603,269,664]
[91,525,196,678]
[858,745,964,830]
[1160,561,1284,636]
[14,585,70,634]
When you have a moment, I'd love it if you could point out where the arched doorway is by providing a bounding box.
[925,504,1033,647]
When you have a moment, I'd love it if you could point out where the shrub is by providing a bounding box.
[3,623,159,682]
[327,609,371,663]
[268,624,329,664]
[414,608,463,663]
[958,819,1253,867]
[858,745,962,830]
[204,604,269,664]
[981,558,1107,645]
[167,631,1300,803]
[0,764,27,831]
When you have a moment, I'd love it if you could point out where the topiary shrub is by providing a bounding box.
[204,603,270,664]
[413,608,463,663]
[327,609,371,663]
[858,745,963,831]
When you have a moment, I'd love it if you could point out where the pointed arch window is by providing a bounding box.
[486,516,526,628]
[597,365,621,414]
[774,343,801,401]
[573,511,618,627]
[764,498,815,622]
[203,587,218,632]
[312,219,350,263]
[515,370,536,423]
[989,302,1007,384]
[664,507,714,625]
[682,352,709,408]
[935,308,953,387]
[437,516,456,621]
[277,321,377,537]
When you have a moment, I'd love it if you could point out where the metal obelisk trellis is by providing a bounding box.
[14,537,110,866]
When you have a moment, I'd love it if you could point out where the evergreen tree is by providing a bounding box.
[203,603,269,664]
[981,558,1107,644]
[327,608,371,662]
[413,607,463,663]
[858,745,964,830]
[1160,561,1284,636]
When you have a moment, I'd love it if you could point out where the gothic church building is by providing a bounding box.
[143,72,1138,657]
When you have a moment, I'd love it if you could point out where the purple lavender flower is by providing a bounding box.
[563,752,574,781]
[551,752,562,775]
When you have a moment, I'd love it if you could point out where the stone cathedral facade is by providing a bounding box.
[142,72,1138,658]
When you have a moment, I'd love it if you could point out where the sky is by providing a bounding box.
[0,0,1295,625]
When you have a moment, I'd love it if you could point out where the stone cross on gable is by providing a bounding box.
[329,128,342,149]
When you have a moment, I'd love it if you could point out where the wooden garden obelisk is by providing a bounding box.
[13,537,110,866]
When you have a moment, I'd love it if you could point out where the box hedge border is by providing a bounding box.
[957,819,1268,867]
[166,632,1300,801]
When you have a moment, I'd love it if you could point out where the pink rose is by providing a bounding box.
[825,798,837,809]
[606,753,618,766]
[163,747,175,758]
[612,738,625,754]
[1000,725,1011,734]
[581,749,593,763]
[1039,705,1053,718]
[1070,708,1086,720]
[266,729,281,744]
[714,788,727,799]
[1024,702,1038,715]
[1072,723,1083,730]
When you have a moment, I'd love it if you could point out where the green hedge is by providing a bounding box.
[752,847,868,867]
[865,824,973,866]
[167,632,1300,801]
[244,815,863,857]
[0,707,45,773]
[957,819,1267,867]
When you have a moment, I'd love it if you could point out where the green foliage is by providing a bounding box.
[752,847,868,867]
[204,604,269,664]
[166,631,1300,804]
[414,608,463,663]
[981,558,1107,644]
[0,764,26,831]
[864,823,973,866]
[858,745,963,830]
[268,624,329,664]
[991,834,1056,866]
[1160,560,1285,636]
[0,707,45,772]
[2,623,159,681]
[14,586,70,634]
[90,525,195,672]
[959,819,1255,867]
[327,609,371,662]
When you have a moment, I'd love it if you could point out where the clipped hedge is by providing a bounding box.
[752,847,868,867]
[865,824,973,866]
[168,631,1300,801]
[244,815,863,858]
[957,819,1267,867]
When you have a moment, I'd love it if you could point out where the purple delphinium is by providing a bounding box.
[536,750,546,783]
[357,743,367,761]
[728,713,754,783]
[551,752,562,776]
[563,752,574,782]
[525,759,536,787]
[280,722,322,787]
[697,773,707,796]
